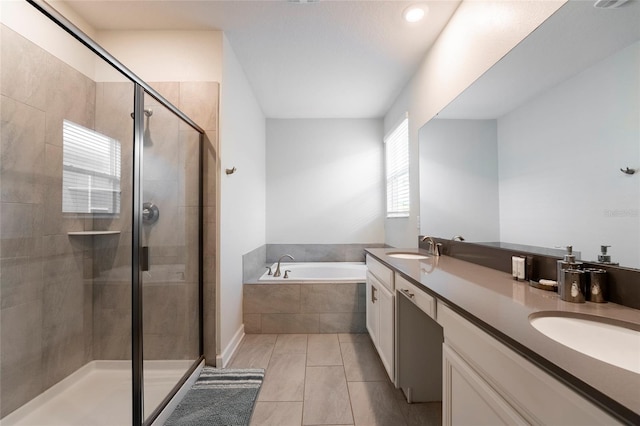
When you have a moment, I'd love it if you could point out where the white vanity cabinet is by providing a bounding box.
[439,304,619,426]
[365,255,395,382]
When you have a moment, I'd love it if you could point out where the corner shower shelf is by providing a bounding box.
[68,231,120,236]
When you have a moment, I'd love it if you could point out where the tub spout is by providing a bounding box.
[274,254,295,277]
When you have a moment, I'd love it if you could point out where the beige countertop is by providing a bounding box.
[365,248,640,424]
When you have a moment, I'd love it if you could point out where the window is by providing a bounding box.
[62,120,121,214]
[385,116,409,218]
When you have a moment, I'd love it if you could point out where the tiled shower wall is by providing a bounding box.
[1,24,219,415]
[1,25,97,416]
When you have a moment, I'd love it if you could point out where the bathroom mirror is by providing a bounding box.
[418,1,640,269]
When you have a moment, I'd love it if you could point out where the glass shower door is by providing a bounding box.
[139,90,201,421]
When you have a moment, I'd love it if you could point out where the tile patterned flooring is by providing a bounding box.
[229,333,441,426]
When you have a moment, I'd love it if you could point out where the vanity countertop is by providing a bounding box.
[365,248,640,424]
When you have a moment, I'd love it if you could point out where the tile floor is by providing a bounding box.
[229,333,441,426]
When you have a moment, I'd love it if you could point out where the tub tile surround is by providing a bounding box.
[244,283,366,334]
[242,243,382,334]
[230,333,441,426]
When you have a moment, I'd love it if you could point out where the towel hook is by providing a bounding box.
[620,167,636,175]
[225,167,237,175]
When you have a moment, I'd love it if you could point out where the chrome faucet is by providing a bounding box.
[421,236,441,256]
[451,235,465,241]
[274,254,294,277]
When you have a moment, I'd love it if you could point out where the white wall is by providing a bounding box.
[219,35,266,361]
[419,119,499,242]
[95,30,222,83]
[266,119,384,244]
[384,0,565,248]
[498,41,640,267]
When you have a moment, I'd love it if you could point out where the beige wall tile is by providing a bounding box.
[244,284,300,314]
[261,314,319,334]
[319,312,366,333]
[1,96,46,204]
[244,313,262,334]
[179,82,219,131]
[301,283,359,313]
[0,26,48,110]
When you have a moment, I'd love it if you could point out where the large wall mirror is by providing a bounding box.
[419,1,640,269]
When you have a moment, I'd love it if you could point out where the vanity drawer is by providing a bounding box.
[366,254,394,291]
[395,274,436,319]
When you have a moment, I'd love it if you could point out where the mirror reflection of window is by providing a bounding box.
[62,120,121,214]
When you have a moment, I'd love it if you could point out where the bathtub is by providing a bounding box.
[246,262,367,334]
[258,262,366,283]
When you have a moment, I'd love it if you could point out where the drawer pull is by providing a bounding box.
[401,288,415,298]
[372,286,378,303]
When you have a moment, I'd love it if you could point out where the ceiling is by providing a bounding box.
[60,0,461,118]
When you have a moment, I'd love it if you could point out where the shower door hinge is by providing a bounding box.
[141,246,149,271]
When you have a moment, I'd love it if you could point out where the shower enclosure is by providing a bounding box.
[1,2,204,425]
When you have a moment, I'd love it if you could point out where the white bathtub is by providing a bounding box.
[258,262,366,283]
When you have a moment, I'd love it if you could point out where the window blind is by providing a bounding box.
[62,120,121,214]
[385,117,409,218]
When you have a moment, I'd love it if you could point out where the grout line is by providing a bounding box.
[301,334,308,426]
[339,337,357,426]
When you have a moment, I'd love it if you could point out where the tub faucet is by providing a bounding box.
[421,236,441,256]
[451,235,465,241]
[274,254,294,277]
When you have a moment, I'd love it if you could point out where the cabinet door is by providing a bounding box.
[443,344,527,426]
[377,282,394,382]
[366,273,379,345]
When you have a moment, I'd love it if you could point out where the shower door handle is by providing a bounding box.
[141,246,150,271]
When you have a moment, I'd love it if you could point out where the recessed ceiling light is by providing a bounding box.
[403,5,428,23]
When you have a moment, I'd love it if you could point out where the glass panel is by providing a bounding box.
[141,91,201,420]
[0,18,134,425]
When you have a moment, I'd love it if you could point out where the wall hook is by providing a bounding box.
[620,167,636,175]
[225,167,237,175]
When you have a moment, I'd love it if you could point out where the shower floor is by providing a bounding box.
[2,360,196,426]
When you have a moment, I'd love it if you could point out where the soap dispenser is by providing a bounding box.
[556,246,583,300]
[597,245,619,266]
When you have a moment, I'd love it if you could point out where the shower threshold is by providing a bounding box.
[2,359,195,426]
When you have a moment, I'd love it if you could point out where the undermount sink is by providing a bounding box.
[529,312,640,374]
[387,252,429,260]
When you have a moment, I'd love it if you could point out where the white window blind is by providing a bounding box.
[385,117,409,218]
[62,120,121,214]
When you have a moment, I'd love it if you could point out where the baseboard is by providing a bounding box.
[216,324,245,368]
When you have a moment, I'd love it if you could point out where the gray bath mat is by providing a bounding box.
[164,367,264,426]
